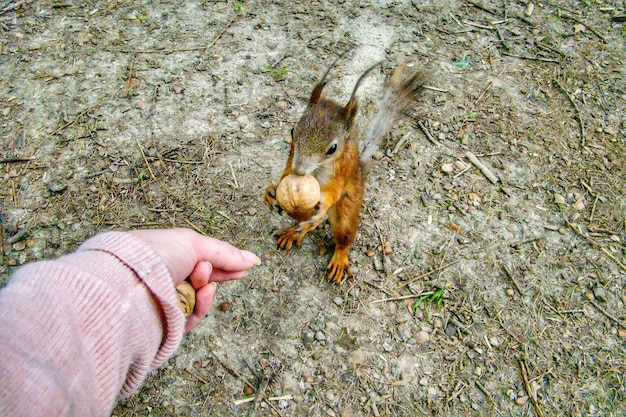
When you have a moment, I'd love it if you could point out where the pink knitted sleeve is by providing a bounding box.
[0,232,186,417]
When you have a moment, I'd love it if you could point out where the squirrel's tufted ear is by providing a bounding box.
[340,99,358,128]
[309,82,326,105]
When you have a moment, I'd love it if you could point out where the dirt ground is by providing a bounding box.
[1,0,625,416]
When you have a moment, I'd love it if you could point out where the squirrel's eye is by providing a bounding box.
[326,144,337,155]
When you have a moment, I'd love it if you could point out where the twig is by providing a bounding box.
[121,17,236,54]
[475,380,495,404]
[518,358,546,417]
[502,52,558,63]
[0,157,35,164]
[396,259,461,289]
[465,151,499,184]
[600,247,626,271]
[501,264,524,295]
[389,132,412,156]
[233,395,293,406]
[589,299,626,328]
[416,120,440,146]
[184,218,205,234]
[1,0,32,15]
[422,84,449,93]
[211,352,255,389]
[463,20,494,30]
[475,65,508,104]
[184,368,208,384]
[135,138,157,181]
[44,101,103,139]
[372,291,436,304]
[228,161,239,188]
[554,10,607,43]
[464,0,499,15]
[553,78,586,148]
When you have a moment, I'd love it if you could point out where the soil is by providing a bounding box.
[1,1,625,416]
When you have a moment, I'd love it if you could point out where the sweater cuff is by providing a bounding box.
[77,232,185,367]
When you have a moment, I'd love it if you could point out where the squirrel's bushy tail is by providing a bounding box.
[359,66,426,164]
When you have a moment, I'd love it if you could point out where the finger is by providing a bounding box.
[185,282,216,333]
[189,261,213,288]
[208,268,250,283]
[192,234,261,272]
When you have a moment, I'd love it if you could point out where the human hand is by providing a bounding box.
[129,228,261,332]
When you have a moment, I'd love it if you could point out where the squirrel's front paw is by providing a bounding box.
[264,183,281,212]
[276,226,307,250]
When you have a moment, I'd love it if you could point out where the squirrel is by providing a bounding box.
[264,57,426,283]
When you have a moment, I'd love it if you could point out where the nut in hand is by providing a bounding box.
[176,280,196,318]
[275,174,321,215]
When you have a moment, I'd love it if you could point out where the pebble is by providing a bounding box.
[135,101,147,110]
[419,377,429,386]
[489,336,500,348]
[12,241,26,251]
[415,330,430,345]
[333,296,344,306]
[46,179,67,194]
[315,331,326,341]
[554,193,566,204]
[247,207,257,215]
[593,287,607,302]
[618,328,626,339]
[441,163,454,173]
[505,288,515,297]
[515,396,529,406]
[302,332,315,343]
[278,399,289,409]
[274,100,289,110]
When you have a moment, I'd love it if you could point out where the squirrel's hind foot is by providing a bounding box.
[327,247,353,283]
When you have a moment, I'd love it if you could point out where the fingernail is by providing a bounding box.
[242,250,262,265]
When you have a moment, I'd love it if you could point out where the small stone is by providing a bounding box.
[262,253,271,260]
[489,336,500,348]
[419,377,429,386]
[618,328,626,339]
[302,332,315,343]
[584,291,595,301]
[173,82,184,94]
[135,101,147,110]
[333,296,344,306]
[218,301,232,312]
[515,396,529,406]
[243,385,254,395]
[365,249,376,257]
[554,193,566,205]
[572,196,585,210]
[12,241,26,251]
[274,100,289,110]
[441,163,454,173]
[278,399,289,409]
[373,257,384,271]
[247,207,257,215]
[415,330,430,345]
[506,288,515,297]
[46,179,67,194]
[315,331,326,342]
[593,287,607,302]
[383,242,393,255]
[302,372,315,383]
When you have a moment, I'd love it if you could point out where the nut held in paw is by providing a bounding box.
[276,174,321,214]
